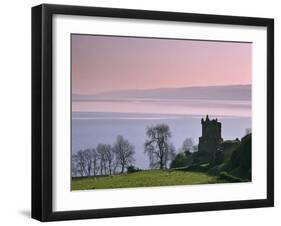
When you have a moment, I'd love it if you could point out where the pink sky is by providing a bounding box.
[72,35,252,95]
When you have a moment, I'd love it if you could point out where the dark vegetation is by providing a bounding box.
[170,133,252,182]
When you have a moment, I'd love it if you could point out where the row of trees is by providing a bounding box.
[72,124,197,177]
[72,135,135,177]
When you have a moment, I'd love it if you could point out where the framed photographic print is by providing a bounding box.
[32,4,274,221]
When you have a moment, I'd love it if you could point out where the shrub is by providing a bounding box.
[225,134,252,180]
[170,150,196,168]
[127,165,142,173]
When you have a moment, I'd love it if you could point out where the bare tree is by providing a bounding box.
[104,145,114,175]
[144,124,174,169]
[96,144,108,175]
[71,154,78,177]
[76,150,87,176]
[181,138,194,153]
[112,158,120,175]
[113,135,135,173]
[84,149,92,176]
[164,142,176,168]
[92,148,98,176]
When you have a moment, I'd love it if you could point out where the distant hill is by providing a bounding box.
[73,85,251,101]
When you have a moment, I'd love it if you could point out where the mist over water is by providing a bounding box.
[72,98,251,169]
[73,98,251,118]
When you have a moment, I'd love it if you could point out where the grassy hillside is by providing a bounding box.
[72,170,220,190]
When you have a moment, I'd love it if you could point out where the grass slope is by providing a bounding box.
[72,170,219,190]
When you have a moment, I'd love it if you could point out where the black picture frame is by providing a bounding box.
[32,4,274,222]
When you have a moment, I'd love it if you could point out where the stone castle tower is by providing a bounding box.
[198,115,223,159]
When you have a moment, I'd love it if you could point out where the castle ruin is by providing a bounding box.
[198,115,223,163]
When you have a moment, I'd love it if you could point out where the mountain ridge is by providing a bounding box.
[73,84,251,101]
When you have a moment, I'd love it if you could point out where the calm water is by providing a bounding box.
[72,98,251,117]
[72,98,251,169]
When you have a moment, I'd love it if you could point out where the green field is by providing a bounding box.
[71,170,221,190]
